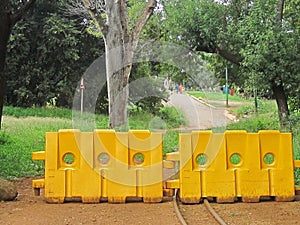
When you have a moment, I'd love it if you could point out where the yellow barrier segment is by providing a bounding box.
[294,160,300,168]
[259,131,295,201]
[165,152,180,161]
[165,179,179,189]
[32,129,163,203]
[225,131,269,202]
[93,130,163,203]
[163,160,175,169]
[165,130,295,203]
[32,151,45,160]
[129,130,163,203]
[196,131,236,203]
[45,130,100,203]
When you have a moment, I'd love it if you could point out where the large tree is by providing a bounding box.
[79,0,157,128]
[0,0,36,129]
[164,0,299,129]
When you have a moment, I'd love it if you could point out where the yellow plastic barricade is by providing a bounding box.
[165,130,295,203]
[258,130,295,201]
[39,130,100,203]
[225,131,269,202]
[168,131,236,203]
[93,130,163,203]
[33,129,295,204]
[32,129,163,203]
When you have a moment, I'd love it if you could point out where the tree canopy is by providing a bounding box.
[164,0,300,128]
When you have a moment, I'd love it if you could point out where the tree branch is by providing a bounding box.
[10,0,36,26]
[277,0,284,23]
[131,0,157,42]
[81,0,108,36]
[216,47,241,65]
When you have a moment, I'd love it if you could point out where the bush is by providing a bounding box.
[158,107,187,128]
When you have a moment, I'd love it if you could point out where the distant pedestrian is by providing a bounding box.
[179,83,183,94]
[175,84,179,94]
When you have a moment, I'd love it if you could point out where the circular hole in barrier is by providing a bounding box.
[196,153,207,166]
[263,153,275,165]
[98,152,110,165]
[230,153,241,165]
[133,153,144,165]
[63,153,75,165]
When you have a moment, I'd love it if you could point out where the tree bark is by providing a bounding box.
[272,0,290,130]
[82,0,156,128]
[271,81,290,130]
[104,0,131,128]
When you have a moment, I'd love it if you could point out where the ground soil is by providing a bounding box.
[180,200,300,225]
[0,178,180,225]
[1,178,300,225]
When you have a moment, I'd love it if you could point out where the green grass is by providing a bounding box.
[3,106,72,119]
[0,106,185,179]
[0,116,72,180]
[1,104,299,185]
[187,91,249,102]
[232,99,277,117]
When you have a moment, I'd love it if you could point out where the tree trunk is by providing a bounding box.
[0,9,11,130]
[271,81,290,130]
[105,31,133,129]
[81,0,156,128]
[105,1,133,129]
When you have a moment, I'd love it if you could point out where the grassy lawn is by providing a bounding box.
[187,91,250,102]
[1,104,299,185]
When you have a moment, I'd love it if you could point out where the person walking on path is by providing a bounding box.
[179,83,183,94]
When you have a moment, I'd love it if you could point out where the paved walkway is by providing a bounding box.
[167,93,230,130]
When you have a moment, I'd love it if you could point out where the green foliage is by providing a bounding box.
[164,0,300,126]
[163,131,179,156]
[5,1,104,108]
[227,99,279,131]
[0,115,71,180]
[127,0,148,28]
[158,107,187,128]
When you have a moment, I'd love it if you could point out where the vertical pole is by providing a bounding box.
[81,89,84,115]
[225,65,229,107]
[80,77,84,115]
[254,88,258,113]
